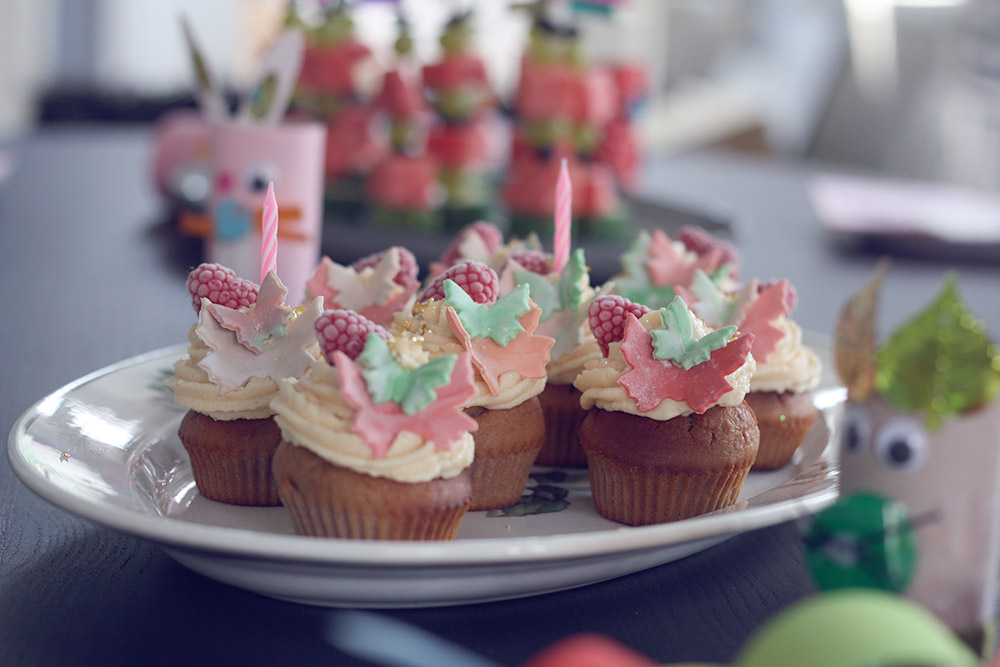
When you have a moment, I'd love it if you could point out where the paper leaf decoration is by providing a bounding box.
[197,295,323,393]
[445,280,531,345]
[876,275,1000,430]
[358,333,456,415]
[447,305,555,396]
[337,350,478,458]
[619,313,753,414]
[738,279,793,364]
[835,261,888,401]
[652,297,737,370]
[209,271,290,352]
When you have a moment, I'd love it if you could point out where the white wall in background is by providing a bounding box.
[0,0,58,138]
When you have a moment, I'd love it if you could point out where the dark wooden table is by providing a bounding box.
[2,126,997,666]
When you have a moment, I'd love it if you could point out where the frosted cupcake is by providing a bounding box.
[497,247,601,466]
[271,310,477,540]
[679,274,821,469]
[165,264,322,506]
[575,295,758,525]
[394,260,555,510]
[305,246,420,327]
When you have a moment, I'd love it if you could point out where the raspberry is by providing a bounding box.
[351,246,419,288]
[678,226,741,275]
[186,263,258,314]
[314,309,390,363]
[588,295,652,356]
[500,249,552,276]
[439,221,503,266]
[418,260,498,304]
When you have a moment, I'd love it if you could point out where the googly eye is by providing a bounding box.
[874,417,928,473]
[243,163,277,194]
[841,402,870,457]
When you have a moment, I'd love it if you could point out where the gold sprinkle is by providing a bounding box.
[59,452,71,462]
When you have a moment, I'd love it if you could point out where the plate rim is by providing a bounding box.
[8,344,841,568]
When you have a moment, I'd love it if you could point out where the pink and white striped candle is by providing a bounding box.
[260,181,278,282]
[552,158,572,273]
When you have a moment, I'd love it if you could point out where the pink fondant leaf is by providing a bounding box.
[447,305,554,396]
[618,314,754,414]
[336,350,479,458]
[738,278,792,363]
[209,271,291,352]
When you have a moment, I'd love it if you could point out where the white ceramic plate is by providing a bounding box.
[8,339,842,608]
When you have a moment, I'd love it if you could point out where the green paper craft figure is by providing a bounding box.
[805,264,1000,655]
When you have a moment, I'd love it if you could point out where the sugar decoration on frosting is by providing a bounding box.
[197,271,323,393]
[335,337,478,458]
[209,270,290,352]
[681,273,794,364]
[445,280,531,345]
[652,298,738,370]
[617,300,754,414]
[358,333,457,415]
[444,282,555,396]
[305,249,418,326]
[508,248,588,323]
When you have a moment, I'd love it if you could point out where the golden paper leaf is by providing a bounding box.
[835,259,889,400]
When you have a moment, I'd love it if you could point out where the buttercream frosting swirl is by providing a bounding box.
[750,317,822,393]
[574,309,756,420]
[271,360,474,482]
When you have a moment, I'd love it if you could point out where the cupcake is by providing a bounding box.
[497,247,602,466]
[165,264,322,506]
[394,260,555,510]
[679,274,822,469]
[574,295,758,525]
[305,245,420,328]
[272,310,477,539]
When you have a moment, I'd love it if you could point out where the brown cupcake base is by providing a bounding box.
[178,410,282,506]
[579,403,759,525]
[272,441,472,540]
[465,396,546,511]
[745,391,819,470]
[535,383,589,468]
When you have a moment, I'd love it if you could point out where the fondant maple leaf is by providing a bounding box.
[208,271,290,352]
[197,295,323,393]
[652,297,737,370]
[737,279,793,364]
[446,305,555,396]
[618,313,754,414]
[306,252,418,327]
[336,349,479,458]
[358,333,456,415]
[445,280,530,345]
[677,269,737,327]
[646,229,724,288]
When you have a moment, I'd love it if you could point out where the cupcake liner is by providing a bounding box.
[273,442,472,540]
[178,410,282,506]
[535,384,589,468]
[586,451,752,525]
[465,397,546,511]
[746,391,819,470]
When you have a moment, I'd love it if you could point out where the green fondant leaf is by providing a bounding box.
[709,263,733,285]
[445,280,531,345]
[876,276,1000,430]
[652,297,737,370]
[358,333,456,415]
[689,269,734,326]
[514,270,559,321]
[558,248,588,313]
